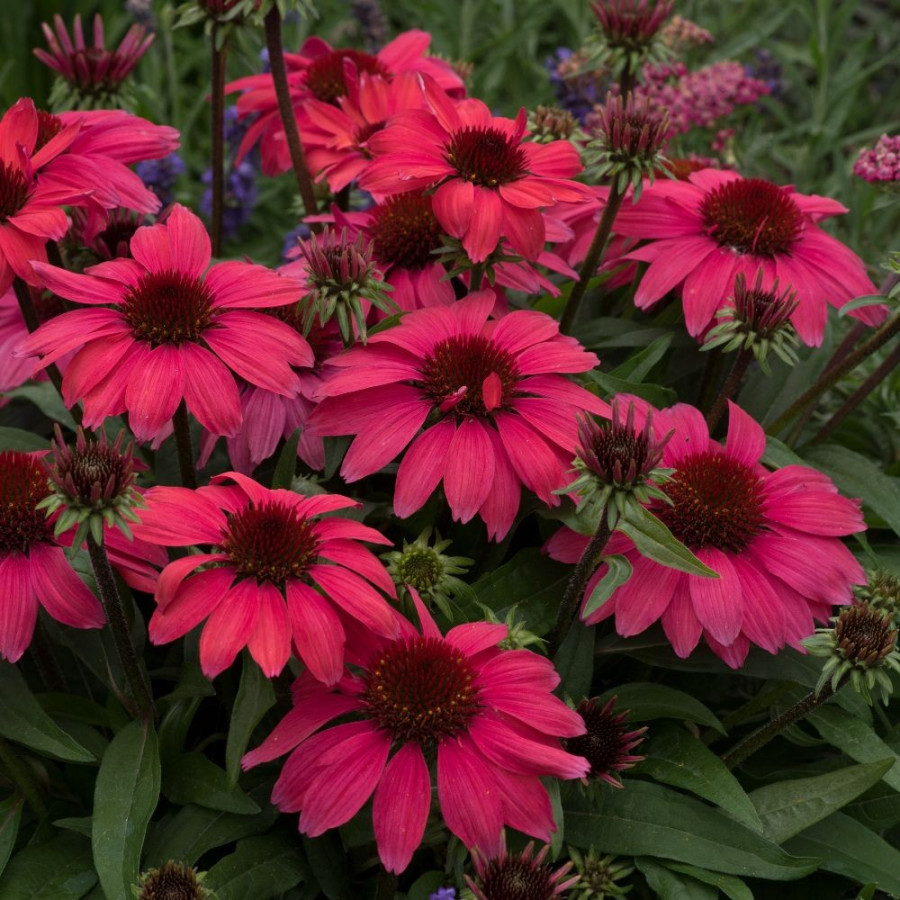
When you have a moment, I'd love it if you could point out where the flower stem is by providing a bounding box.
[12,277,82,426]
[210,24,229,257]
[811,341,900,445]
[559,180,626,335]
[86,535,155,722]
[766,308,900,438]
[547,508,613,658]
[706,348,752,432]
[172,400,197,489]
[263,4,319,223]
[721,683,834,770]
[374,869,397,900]
[29,621,66,692]
[0,737,47,818]
[469,262,485,292]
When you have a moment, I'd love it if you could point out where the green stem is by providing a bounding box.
[721,683,834,770]
[469,262,485,292]
[559,180,626,334]
[547,508,612,658]
[12,277,82,426]
[0,737,47,818]
[87,536,155,722]
[263,4,319,223]
[374,869,397,900]
[210,25,229,257]
[172,400,197,489]
[766,308,900,437]
[706,348,752,432]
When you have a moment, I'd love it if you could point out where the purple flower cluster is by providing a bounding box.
[546,47,607,122]
[854,134,900,185]
[135,152,185,206]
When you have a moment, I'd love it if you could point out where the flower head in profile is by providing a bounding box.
[0,450,105,662]
[611,169,884,345]
[466,840,579,900]
[133,471,398,681]
[34,13,153,111]
[20,205,311,443]
[360,78,591,263]
[134,861,211,900]
[589,0,674,77]
[243,590,588,872]
[547,400,866,667]
[310,292,607,540]
[565,697,646,788]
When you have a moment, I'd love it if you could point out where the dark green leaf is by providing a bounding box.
[53,818,93,838]
[616,505,719,578]
[408,872,449,900]
[784,812,900,896]
[0,796,23,879]
[845,782,900,831]
[271,429,301,489]
[566,781,818,880]
[749,759,895,844]
[163,753,261,814]
[0,427,47,452]
[226,655,276,787]
[204,833,307,900]
[0,663,94,763]
[552,620,594,701]
[663,862,754,900]
[598,683,726,734]
[302,831,352,900]
[583,555,631,617]
[5,383,76,430]
[93,720,160,900]
[586,371,678,408]
[633,723,762,830]
[807,706,900,792]
[609,334,673,381]
[634,857,718,899]
[0,833,97,899]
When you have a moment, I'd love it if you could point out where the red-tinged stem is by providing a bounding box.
[210,24,229,256]
[706,348,752,433]
[172,400,197,490]
[263,4,319,224]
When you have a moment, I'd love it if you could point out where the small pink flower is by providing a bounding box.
[0,451,104,662]
[546,401,866,667]
[360,78,591,263]
[19,204,311,442]
[134,472,398,681]
[309,291,607,540]
[612,169,883,345]
[242,590,588,872]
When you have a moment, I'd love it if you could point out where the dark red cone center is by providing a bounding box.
[477,857,556,900]
[0,161,30,221]
[121,270,215,345]
[369,191,444,271]
[446,126,528,188]
[0,452,53,554]
[305,49,388,104]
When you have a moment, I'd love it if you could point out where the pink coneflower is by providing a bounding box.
[242,589,588,871]
[360,78,590,263]
[133,471,398,681]
[228,31,465,177]
[546,400,866,667]
[566,697,646,788]
[611,168,883,345]
[467,841,579,900]
[19,204,310,443]
[309,291,607,540]
[0,98,90,293]
[0,451,105,662]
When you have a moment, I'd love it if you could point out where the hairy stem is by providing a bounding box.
[706,348,752,432]
[172,400,197,490]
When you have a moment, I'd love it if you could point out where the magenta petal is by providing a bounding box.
[493,767,555,843]
[660,577,703,658]
[199,579,260,678]
[286,580,346,686]
[394,419,455,518]
[308,564,397,638]
[28,544,104,628]
[320,540,396,598]
[462,188,502,263]
[247,582,291,677]
[725,402,766,467]
[150,565,234,644]
[611,555,679,637]
[445,621,507,656]
[495,413,567,504]
[373,743,432,874]
[125,344,184,442]
[180,343,242,438]
[689,548,742,645]
[444,418,495,524]
[0,554,38,663]
[432,179,474,240]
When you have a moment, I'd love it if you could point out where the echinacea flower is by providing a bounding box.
[132,471,398,681]
[611,168,883,345]
[360,78,591,263]
[19,204,310,442]
[565,697,646,788]
[309,291,607,540]
[546,400,866,667]
[467,840,580,900]
[242,590,588,871]
[0,450,105,662]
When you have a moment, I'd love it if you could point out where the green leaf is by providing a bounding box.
[598,682,726,734]
[53,817,93,838]
[616,504,719,579]
[0,662,94,763]
[226,655,276,787]
[632,723,762,830]
[784,812,900,896]
[807,706,900,792]
[586,370,678,408]
[93,720,160,900]
[635,857,717,900]
[845,782,900,831]
[552,619,594,701]
[583,555,632,617]
[803,444,900,537]
[163,753,261,814]
[663,862,754,900]
[609,334,673,381]
[0,796,23,879]
[565,781,819,880]
[0,832,97,899]
[302,831,351,899]
[271,429,301,489]
[471,547,571,635]
[0,427,47,452]
[204,833,307,900]
[6,383,76,430]
[749,759,895,844]
[408,872,449,900]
